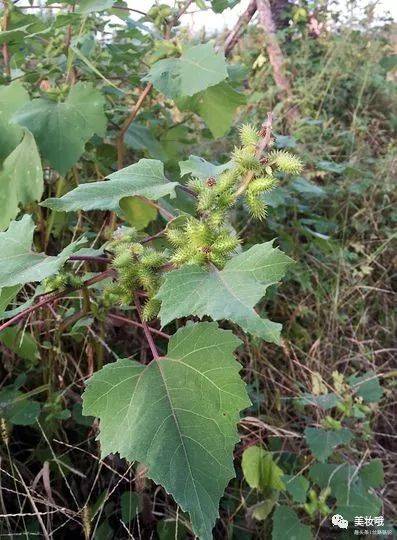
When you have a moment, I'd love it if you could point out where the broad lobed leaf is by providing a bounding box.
[179,155,233,180]
[144,43,228,98]
[156,241,293,344]
[0,81,30,162]
[304,427,353,462]
[272,506,312,540]
[13,82,106,175]
[0,129,43,230]
[178,82,246,138]
[41,159,178,213]
[83,322,251,540]
[242,446,285,492]
[0,215,84,288]
[309,460,383,520]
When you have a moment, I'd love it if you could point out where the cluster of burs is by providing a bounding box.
[105,125,302,320]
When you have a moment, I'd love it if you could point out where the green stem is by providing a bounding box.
[45,176,65,247]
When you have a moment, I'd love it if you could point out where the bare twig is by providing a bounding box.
[223,0,257,57]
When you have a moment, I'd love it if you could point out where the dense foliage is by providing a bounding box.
[0,1,395,538]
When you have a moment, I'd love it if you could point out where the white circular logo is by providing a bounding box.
[331,514,349,529]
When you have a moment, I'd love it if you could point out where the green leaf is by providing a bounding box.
[304,428,354,462]
[360,459,384,489]
[0,215,85,288]
[0,387,41,426]
[380,54,397,71]
[82,322,250,540]
[144,43,228,98]
[250,494,278,521]
[292,178,326,198]
[119,196,157,230]
[0,285,22,317]
[336,486,382,522]
[125,123,166,161]
[0,24,32,45]
[316,160,347,174]
[0,81,30,161]
[179,155,232,180]
[41,159,178,213]
[13,82,106,175]
[0,129,43,230]
[309,462,349,496]
[78,0,115,13]
[157,519,189,540]
[348,371,383,403]
[211,0,239,13]
[0,327,38,362]
[309,461,383,521]
[120,491,141,524]
[179,82,246,138]
[242,446,285,492]
[283,475,309,503]
[156,241,293,345]
[272,506,312,540]
[297,393,341,410]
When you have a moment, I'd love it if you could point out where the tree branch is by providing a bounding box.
[223,0,257,57]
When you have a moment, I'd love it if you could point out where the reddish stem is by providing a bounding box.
[108,313,169,339]
[134,294,160,359]
[0,269,115,333]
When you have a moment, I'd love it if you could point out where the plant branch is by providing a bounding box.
[108,313,169,339]
[223,0,257,57]
[0,269,115,333]
[134,294,160,359]
[116,82,153,169]
[138,196,175,222]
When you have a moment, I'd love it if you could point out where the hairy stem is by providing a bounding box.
[134,294,160,359]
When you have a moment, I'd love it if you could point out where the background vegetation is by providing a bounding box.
[0,0,395,538]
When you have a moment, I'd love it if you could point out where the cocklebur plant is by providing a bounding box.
[100,123,302,321]
[76,124,303,539]
[1,122,302,540]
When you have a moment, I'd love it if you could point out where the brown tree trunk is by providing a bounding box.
[270,0,292,29]
[256,0,298,123]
